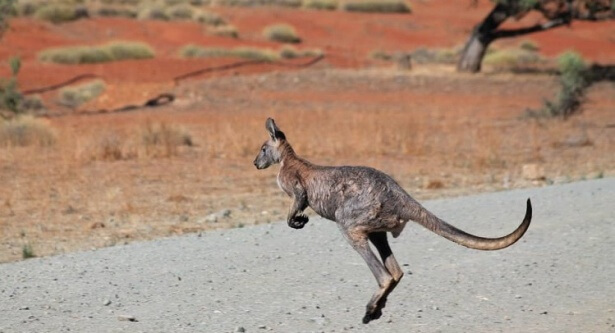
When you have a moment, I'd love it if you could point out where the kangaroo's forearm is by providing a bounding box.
[287,191,309,229]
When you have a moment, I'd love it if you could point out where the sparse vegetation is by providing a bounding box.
[137,4,170,20]
[194,9,225,26]
[0,57,23,120]
[180,45,279,61]
[38,41,155,64]
[263,24,302,44]
[207,25,239,38]
[96,6,138,18]
[34,4,89,23]
[519,40,540,52]
[279,45,322,59]
[58,80,106,108]
[303,0,338,10]
[215,0,303,7]
[343,0,411,13]
[0,115,56,147]
[529,51,590,118]
[22,243,35,259]
[410,47,459,64]
[482,48,543,70]
[140,121,193,157]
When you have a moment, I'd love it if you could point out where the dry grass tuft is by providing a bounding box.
[343,0,411,13]
[179,45,279,61]
[303,0,338,10]
[263,23,302,44]
[139,121,193,157]
[207,25,239,38]
[58,80,106,108]
[38,41,155,64]
[0,116,56,147]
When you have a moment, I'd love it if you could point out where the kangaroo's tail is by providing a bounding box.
[412,199,532,251]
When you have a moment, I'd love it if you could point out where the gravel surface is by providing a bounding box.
[1,179,614,333]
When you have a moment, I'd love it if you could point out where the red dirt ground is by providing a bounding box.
[1,1,614,111]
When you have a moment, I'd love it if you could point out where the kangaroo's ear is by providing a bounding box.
[265,118,286,141]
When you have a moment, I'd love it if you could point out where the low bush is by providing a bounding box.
[96,7,138,18]
[58,80,106,108]
[343,0,411,13]
[215,0,302,7]
[34,4,89,23]
[0,116,56,147]
[38,41,155,64]
[535,51,590,118]
[483,48,542,70]
[194,10,226,26]
[279,45,323,59]
[180,45,279,61]
[263,23,301,43]
[140,121,193,157]
[303,0,338,10]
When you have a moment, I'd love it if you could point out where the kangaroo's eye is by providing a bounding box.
[262,147,267,152]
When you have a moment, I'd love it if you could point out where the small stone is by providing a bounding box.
[515,295,522,299]
[19,306,29,310]
[257,325,267,329]
[118,315,137,322]
[234,327,246,333]
[103,299,112,306]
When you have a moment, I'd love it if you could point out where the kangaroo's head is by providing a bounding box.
[253,118,287,170]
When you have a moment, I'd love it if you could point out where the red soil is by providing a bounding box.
[1,1,613,111]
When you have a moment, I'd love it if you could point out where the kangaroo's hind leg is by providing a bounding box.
[339,226,396,324]
[367,232,404,314]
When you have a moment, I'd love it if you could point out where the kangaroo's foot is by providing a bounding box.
[288,214,309,229]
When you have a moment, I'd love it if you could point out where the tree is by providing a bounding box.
[0,0,16,40]
[457,0,614,73]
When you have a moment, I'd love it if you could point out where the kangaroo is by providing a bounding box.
[253,118,532,324]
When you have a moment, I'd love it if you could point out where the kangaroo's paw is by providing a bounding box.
[288,214,309,229]
[362,306,383,324]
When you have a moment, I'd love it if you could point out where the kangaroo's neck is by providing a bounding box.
[279,141,310,170]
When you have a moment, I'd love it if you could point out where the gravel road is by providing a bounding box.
[1,178,614,333]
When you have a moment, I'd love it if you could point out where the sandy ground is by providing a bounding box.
[1,178,613,333]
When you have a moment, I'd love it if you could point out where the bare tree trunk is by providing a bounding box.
[457,33,492,73]
[457,4,511,73]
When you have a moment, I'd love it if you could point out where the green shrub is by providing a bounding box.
[542,51,589,118]
[303,0,338,10]
[263,24,301,43]
[22,243,35,259]
[58,80,106,108]
[343,0,411,13]
[34,4,88,23]
[0,115,56,147]
[39,41,155,64]
[0,57,23,119]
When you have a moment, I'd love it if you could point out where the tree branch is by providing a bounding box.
[490,17,570,39]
